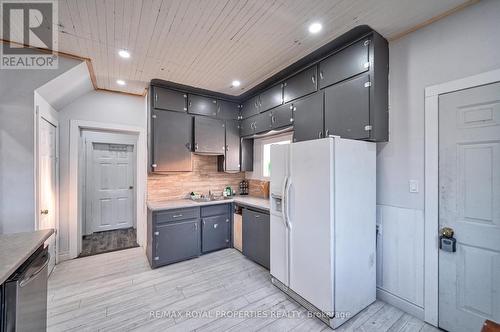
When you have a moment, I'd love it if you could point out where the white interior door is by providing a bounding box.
[39,118,57,274]
[438,82,500,332]
[288,138,334,314]
[87,143,134,233]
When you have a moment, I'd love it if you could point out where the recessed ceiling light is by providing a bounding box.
[308,22,322,34]
[116,79,126,86]
[231,80,241,87]
[118,49,130,58]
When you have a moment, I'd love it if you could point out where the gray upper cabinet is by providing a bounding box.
[152,110,192,172]
[324,74,370,140]
[217,100,240,120]
[224,120,240,171]
[319,38,370,89]
[270,104,293,130]
[202,215,230,253]
[283,66,317,103]
[293,92,324,142]
[241,96,260,119]
[253,112,272,134]
[153,87,187,112]
[155,219,200,266]
[259,84,283,112]
[188,94,218,117]
[194,116,225,154]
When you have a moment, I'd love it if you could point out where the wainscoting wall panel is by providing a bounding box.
[376,205,425,317]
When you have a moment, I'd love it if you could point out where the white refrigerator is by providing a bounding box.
[269,137,376,329]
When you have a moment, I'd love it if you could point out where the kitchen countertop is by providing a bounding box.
[0,229,54,284]
[147,195,270,212]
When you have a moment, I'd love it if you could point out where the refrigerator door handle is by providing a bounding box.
[281,176,289,228]
[284,178,292,229]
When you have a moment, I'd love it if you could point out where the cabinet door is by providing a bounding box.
[152,110,192,172]
[155,219,200,266]
[188,94,218,117]
[270,104,293,130]
[293,92,324,142]
[153,87,187,112]
[241,96,260,119]
[217,100,240,120]
[319,38,369,89]
[202,215,230,253]
[259,84,283,112]
[240,116,255,137]
[324,74,370,140]
[242,209,270,269]
[240,138,254,172]
[225,120,240,171]
[194,116,226,154]
[253,112,271,134]
[283,66,317,103]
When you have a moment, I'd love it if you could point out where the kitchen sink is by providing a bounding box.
[189,196,230,203]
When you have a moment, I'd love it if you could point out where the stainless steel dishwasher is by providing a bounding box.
[3,247,50,332]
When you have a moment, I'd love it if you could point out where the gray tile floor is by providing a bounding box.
[80,227,139,257]
[48,248,439,332]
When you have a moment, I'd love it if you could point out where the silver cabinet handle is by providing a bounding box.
[185,142,191,150]
[173,214,183,218]
[226,145,229,151]
[152,163,157,168]
[195,223,198,230]
[311,75,316,84]
[155,93,158,102]
[325,129,329,137]
[195,143,199,150]
[318,131,322,138]
[319,71,324,80]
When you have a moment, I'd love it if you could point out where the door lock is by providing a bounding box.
[439,227,456,252]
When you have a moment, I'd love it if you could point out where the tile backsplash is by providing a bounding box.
[148,154,245,201]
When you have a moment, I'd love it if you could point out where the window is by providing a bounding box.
[263,139,290,178]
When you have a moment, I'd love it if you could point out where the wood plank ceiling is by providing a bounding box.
[8,0,472,95]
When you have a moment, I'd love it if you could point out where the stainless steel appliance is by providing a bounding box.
[2,247,50,332]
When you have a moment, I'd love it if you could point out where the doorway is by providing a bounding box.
[80,130,139,257]
[38,117,58,274]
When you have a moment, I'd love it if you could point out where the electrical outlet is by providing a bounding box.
[409,180,419,193]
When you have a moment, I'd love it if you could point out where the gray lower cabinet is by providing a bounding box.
[259,84,283,112]
[324,74,370,140]
[154,219,200,266]
[153,86,188,112]
[318,38,370,89]
[283,66,317,103]
[242,208,270,269]
[220,120,240,171]
[194,116,226,154]
[188,94,218,117]
[217,100,240,120]
[202,215,230,253]
[152,109,192,172]
[293,92,324,142]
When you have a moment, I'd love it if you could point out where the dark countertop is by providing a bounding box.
[0,229,54,284]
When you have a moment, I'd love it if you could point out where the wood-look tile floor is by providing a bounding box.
[47,248,439,332]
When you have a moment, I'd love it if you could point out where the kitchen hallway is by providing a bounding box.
[47,248,438,332]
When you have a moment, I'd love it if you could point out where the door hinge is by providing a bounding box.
[152,164,157,168]
[363,62,370,69]
[152,114,157,119]
[364,82,372,88]
[154,231,159,236]
[226,239,229,243]
[154,256,159,261]
[364,125,373,131]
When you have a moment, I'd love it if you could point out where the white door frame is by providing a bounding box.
[82,131,138,235]
[34,99,60,264]
[69,120,147,259]
[424,68,500,326]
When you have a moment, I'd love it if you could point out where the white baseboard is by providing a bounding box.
[376,287,425,321]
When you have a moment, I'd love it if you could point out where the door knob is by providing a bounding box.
[41,209,49,215]
[129,186,134,190]
[440,227,454,238]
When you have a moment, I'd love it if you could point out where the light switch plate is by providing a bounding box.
[409,180,419,193]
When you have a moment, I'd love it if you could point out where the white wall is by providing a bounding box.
[58,90,147,258]
[376,0,500,315]
[0,55,81,234]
